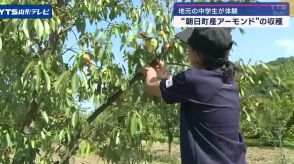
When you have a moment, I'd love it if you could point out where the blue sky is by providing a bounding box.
[229,18,294,64]
[226,0,294,63]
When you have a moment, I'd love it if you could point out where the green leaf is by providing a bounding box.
[23,19,30,39]
[21,61,35,86]
[248,65,256,74]
[67,129,71,142]
[109,9,115,20]
[114,28,119,36]
[71,111,78,128]
[114,75,120,86]
[34,19,44,39]
[50,18,56,31]
[59,130,64,142]
[43,20,50,39]
[98,47,105,61]
[0,37,2,52]
[6,133,11,147]
[35,64,42,92]
[41,66,51,91]
[269,91,273,98]
[54,71,69,91]
[276,77,281,86]
[86,142,90,155]
[31,140,35,149]
[65,97,73,108]
[79,140,85,155]
[244,109,251,121]
[71,73,80,93]
[240,88,244,97]
[121,81,127,91]
[248,77,255,84]
[76,19,86,34]
[41,131,46,139]
[139,58,144,67]
[100,31,107,40]
[115,132,120,145]
[80,71,88,89]
[137,118,143,132]
[261,63,270,71]
[130,117,137,137]
[41,111,49,124]
[179,46,184,54]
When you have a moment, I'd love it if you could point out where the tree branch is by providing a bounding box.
[165,62,190,67]
[20,91,40,132]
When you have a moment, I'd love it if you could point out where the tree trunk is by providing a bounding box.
[168,131,173,155]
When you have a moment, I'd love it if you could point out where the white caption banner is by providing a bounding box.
[172,16,290,28]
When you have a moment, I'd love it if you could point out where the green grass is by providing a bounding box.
[153,134,294,149]
[283,139,294,148]
[245,138,294,148]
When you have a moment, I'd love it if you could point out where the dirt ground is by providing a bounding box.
[70,143,294,164]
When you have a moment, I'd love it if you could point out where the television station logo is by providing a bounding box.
[0,5,52,19]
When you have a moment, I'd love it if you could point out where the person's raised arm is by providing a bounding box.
[143,60,189,104]
[144,66,162,97]
[143,60,170,97]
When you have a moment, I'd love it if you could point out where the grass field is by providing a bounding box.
[69,143,294,164]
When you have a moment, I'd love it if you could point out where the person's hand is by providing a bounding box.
[153,60,169,79]
[141,65,157,76]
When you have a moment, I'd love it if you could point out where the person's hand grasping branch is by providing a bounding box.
[153,59,170,79]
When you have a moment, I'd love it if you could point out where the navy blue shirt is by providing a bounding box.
[160,68,247,164]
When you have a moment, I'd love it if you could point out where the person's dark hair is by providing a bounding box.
[187,37,235,84]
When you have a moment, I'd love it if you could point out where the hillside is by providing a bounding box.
[266,56,294,78]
